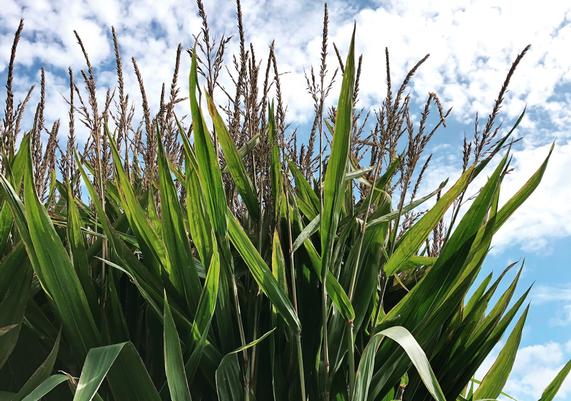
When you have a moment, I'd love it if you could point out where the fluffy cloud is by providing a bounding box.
[492,141,571,253]
[1,0,571,253]
[478,340,571,401]
[506,341,571,400]
[414,139,571,255]
[536,284,571,304]
[534,283,571,327]
[3,0,571,130]
[1,3,570,398]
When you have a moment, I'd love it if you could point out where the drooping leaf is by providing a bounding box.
[73,342,161,401]
[352,326,446,401]
[20,375,69,401]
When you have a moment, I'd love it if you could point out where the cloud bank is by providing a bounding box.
[1,0,570,256]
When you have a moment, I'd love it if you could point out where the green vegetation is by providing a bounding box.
[0,3,569,401]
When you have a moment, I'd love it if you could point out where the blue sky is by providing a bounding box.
[1,0,570,400]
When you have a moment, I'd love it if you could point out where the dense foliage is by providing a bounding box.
[0,3,570,401]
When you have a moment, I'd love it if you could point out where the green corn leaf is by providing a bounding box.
[0,205,13,256]
[0,140,28,254]
[107,128,167,277]
[192,243,221,342]
[216,354,242,401]
[352,326,446,401]
[181,93,237,352]
[157,128,201,312]
[474,306,529,400]
[289,160,320,217]
[292,214,320,252]
[469,378,518,401]
[72,342,161,401]
[346,165,375,181]
[368,156,507,400]
[163,294,192,401]
[0,243,31,370]
[495,143,554,232]
[383,165,475,277]
[227,212,300,330]
[189,49,227,237]
[14,331,61,401]
[0,135,100,356]
[464,273,493,317]
[185,244,221,382]
[20,375,69,401]
[268,103,285,219]
[179,123,214,267]
[538,359,571,401]
[216,329,275,401]
[366,180,447,229]
[299,231,355,321]
[77,155,164,314]
[321,26,356,277]
[272,230,289,293]
[66,183,98,311]
[206,93,260,221]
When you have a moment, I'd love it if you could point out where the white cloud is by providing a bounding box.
[550,305,571,327]
[3,0,571,131]
[478,340,571,401]
[415,139,571,255]
[533,283,571,327]
[1,0,571,253]
[506,341,571,401]
[492,141,571,253]
[535,284,571,304]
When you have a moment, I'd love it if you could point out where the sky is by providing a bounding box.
[1,0,570,400]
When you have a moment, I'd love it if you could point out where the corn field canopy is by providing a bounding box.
[0,3,570,401]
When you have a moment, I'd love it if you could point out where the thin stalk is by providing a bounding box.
[321,276,330,401]
[250,175,264,393]
[249,293,261,396]
[317,11,327,398]
[223,245,250,401]
[371,271,388,329]
[98,128,108,305]
[321,228,339,400]
[284,173,307,401]
[318,93,328,401]
[347,159,382,394]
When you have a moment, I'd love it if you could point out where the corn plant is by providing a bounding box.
[0,4,570,401]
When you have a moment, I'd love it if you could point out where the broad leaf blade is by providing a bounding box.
[352,326,446,401]
[73,342,161,401]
